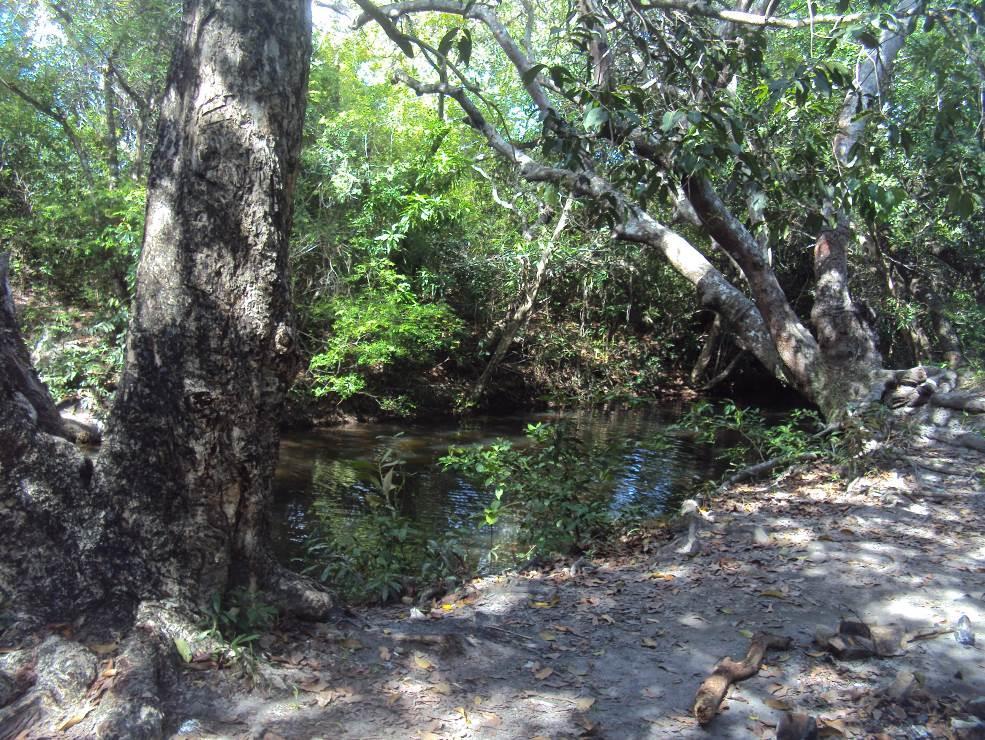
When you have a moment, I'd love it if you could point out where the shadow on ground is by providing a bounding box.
[164,432,985,739]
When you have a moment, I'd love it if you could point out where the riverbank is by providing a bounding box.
[150,420,985,738]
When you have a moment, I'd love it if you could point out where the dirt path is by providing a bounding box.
[18,423,981,739]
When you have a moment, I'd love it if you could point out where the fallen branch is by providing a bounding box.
[717,452,822,493]
[930,391,985,414]
[693,632,792,725]
[924,428,985,453]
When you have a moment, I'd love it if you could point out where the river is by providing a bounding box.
[270,404,726,567]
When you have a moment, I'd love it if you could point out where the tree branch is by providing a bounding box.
[636,0,864,28]
[0,78,95,187]
[355,0,555,115]
[396,72,788,381]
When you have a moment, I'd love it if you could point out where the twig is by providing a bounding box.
[693,632,791,725]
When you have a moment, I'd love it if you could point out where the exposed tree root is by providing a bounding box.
[692,631,792,725]
[0,635,97,738]
[90,627,167,739]
[924,428,985,453]
[930,391,985,414]
[264,563,335,621]
[716,452,822,494]
[0,600,230,738]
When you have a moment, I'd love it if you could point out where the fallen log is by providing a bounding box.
[930,391,985,414]
[692,631,792,725]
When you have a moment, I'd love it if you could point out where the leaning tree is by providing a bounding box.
[0,0,330,734]
[352,0,984,420]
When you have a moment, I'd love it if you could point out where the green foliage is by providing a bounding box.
[950,291,985,369]
[441,422,625,559]
[308,259,464,413]
[304,441,472,604]
[30,302,128,410]
[199,587,278,675]
[202,587,278,642]
[674,401,824,470]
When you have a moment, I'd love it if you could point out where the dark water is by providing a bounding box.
[270,404,724,564]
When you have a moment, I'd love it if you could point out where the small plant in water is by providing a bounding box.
[673,400,824,471]
[304,438,472,604]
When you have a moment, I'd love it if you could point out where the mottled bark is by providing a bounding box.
[0,280,106,616]
[0,254,68,440]
[684,176,821,396]
[1,0,319,621]
[97,0,314,609]
[810,225,883,412]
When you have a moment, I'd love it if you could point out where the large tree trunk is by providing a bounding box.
[1,3,326,733]
[1,0,323,622]
[97,0,315,610]
[810,225,884,415]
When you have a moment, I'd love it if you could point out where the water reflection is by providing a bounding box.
[270,405,723,564]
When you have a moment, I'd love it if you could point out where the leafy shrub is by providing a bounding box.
[674,401,824,470]
[308,259,463,414]
[32,302,128,412]
[440,422,626,559]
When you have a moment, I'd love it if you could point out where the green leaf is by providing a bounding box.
[584,106,609,132]
[174,637,192,663]
[661,110,684,132]
[438,28,458,56]
[457,30,472,66]
[521,64,547,85]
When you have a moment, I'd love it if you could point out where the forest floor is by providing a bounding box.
[6,418,982,739]
[147,419,985,740]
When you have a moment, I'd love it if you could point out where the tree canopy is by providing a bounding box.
[1,0,982,419]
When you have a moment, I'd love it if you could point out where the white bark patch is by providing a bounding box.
[222,482,241,526]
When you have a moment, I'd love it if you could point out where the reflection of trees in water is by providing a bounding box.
[273,407,734,567]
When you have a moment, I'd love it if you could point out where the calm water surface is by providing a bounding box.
[270,404,724,564]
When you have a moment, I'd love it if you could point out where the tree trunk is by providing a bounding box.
[810,224,883,414]
[0,254,68,440]
[470,197,573,405]
[97,0,314,610]
[1,0,323,622]
[103,64,121,187]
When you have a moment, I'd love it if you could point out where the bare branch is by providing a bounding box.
[396,72,788,381]
[833,0,923,166]
[636,0,864,28]
[0,77,95,187]
[355,0,555,115]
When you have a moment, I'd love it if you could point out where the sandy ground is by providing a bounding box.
[155,424,985,740]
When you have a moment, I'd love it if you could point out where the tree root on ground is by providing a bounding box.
[692,631,792,725]
[263,563,335,621]
[924,428,985,453]
[0,600,226,738]
[716,452,822,494]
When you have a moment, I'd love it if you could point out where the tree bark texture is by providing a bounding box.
[1,0,314,620]
[0,254,69,440]
[97,0,312,608]
[810,225,884,415]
